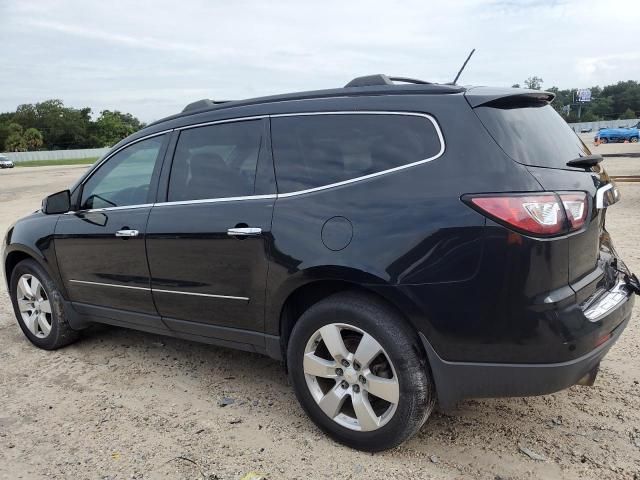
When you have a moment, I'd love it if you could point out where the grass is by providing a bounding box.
[15,157,99,168]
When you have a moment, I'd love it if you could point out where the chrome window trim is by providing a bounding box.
[86,129,172,178]
[156,110,444,205]
[271,111,445,198]
[174,115,268,131]
[73,129,172,214]
[66,203,154,214]
[154,194,277,208]
[69,111,444,209]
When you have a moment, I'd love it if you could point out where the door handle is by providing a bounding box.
[227,227,262,237]
[115,229,139,237]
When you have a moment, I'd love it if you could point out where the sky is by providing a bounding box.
[1,0,639,122]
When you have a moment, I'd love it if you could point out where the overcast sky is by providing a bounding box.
[1,0,638,122]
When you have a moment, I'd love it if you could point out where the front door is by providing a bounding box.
[55,134,168,316]
[145,119,274,340]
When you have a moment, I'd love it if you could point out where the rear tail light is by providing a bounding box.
[465,192,588,237]
[561,193,588,230]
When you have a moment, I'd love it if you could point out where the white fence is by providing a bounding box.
[0,147,110,162]
[569,118,640,133]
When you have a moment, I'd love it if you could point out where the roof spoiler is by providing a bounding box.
[464,87,555,108]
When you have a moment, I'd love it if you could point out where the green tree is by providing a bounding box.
[524,76,544,90]
[621,108,637,119]
[4,123,26,151]
[590,97,614,119]
[23,128,44,150]
[94,110,145,147]
[7,123,23,135]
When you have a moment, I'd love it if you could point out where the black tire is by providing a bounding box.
[631,137,639,143]
[287,291,435,451]
[9,259,80,350]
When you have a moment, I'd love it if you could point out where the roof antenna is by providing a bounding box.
[452,48,476,85]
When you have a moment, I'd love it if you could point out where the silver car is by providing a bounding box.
[0,155,15,168]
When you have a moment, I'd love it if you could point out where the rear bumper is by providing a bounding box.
[421,299,632,409]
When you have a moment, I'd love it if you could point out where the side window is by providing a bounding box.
[271,114,442,193]
[168,120,262,201]
[81,136,165,210]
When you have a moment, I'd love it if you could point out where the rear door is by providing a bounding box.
[145,118,275,341]
[472,96,620,300]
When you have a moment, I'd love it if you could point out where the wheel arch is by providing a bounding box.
[4,245,54,289]
[271,268,429,363]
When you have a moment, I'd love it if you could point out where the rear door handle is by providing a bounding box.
[115,229,139,237]
[227,227,262,237]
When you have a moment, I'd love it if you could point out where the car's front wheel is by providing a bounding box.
[287,292,435,451]
[9,259,80,350]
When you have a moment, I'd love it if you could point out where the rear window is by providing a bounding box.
[271,114,442,194]
[475,100,591,169]
[168,120,262,201]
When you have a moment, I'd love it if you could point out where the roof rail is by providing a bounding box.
[345,74,432,88]
[182,99,232,113]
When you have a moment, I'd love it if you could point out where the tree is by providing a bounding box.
[590,96,614,119]
[524,76,544,90]
[23,128,44,150]
[94,110,145,147]
[621,108,637,120]
[511,83,520,88]
[5,124,27,151]
[1,100,145,151]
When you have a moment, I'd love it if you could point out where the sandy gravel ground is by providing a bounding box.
[1,155,640,480]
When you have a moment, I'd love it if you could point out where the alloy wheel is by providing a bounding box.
[16,274,53,338]
[303,323,399,432]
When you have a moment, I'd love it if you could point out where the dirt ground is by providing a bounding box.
[1,150,640,479]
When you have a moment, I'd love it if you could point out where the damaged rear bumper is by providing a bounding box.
[421,284,634,409]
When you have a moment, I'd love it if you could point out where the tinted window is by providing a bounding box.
[81,136,164,210]
[475,101,591,168]
[271,114,442,193]
[168,120,262,201]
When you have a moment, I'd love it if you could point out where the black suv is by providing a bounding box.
[3,75,636,451]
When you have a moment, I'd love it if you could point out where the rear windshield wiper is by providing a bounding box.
[566,154,603,169]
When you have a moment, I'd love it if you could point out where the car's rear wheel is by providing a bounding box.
[631,137,639,143]
[9,259,80,350]
[287,292,435,451]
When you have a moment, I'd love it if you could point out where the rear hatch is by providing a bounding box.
[467,89,622,302]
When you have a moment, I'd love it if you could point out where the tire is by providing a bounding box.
[287,291,435,451]
[631,137,639,143]
[600,137,608,144]
[9,259,80,350]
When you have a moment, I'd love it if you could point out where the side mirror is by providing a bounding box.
[42,190,71,215]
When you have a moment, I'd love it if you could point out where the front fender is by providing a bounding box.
[3,212,63,295]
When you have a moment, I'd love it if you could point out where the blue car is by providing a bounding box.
[595,126,639,143]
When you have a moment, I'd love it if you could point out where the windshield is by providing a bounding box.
[475,99,591,169]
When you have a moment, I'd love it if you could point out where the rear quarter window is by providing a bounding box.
[270,113,442,194]
[475,100,591,169]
